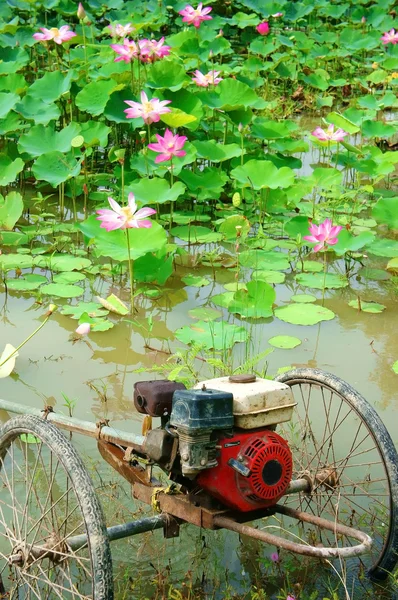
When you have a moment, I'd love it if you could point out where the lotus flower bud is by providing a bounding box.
[76,323,91,335]
[77,2,86,19]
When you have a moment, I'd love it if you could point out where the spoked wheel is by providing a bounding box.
[0,415,113,599]
[275,368,398,581]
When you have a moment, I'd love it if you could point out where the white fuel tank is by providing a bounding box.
[194,375,296,429]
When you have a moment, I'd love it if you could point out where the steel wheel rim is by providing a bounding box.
[0,431,95,599]
[276,379,392,573]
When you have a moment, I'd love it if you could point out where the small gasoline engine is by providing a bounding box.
[134,375,296,512]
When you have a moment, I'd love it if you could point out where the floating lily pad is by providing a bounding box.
[33,255,91,272]
[188,307,222,321]
[366,239,398,258]
[295,272,348,289]
[224,282,247,291]
[393,361,398,375]
[175,320,249,350]
[301,260,324,272]
[252,270,286,284]
[61,302,109,319]
[211,292,235,308]
[171,225,223,243]
[358,267,391,281]
[181,274,210,287]
[348,300,386,313]
[6,274,47,291]
[53,272,87,284]
[219,215,251,240]
[0,253,33,270]
[268,336,302,349]
[41,284,84,298]
[291,294,317,303]
[239,250,290,271]
[275,303,335,325]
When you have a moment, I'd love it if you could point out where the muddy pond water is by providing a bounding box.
[1,129,398,599]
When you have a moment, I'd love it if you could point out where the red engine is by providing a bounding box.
[197,429,293,512]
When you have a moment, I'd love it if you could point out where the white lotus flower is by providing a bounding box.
[0,344,18,379]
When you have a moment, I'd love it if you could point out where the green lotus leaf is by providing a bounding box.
[0,231,28,245]
[33,255,91,272]
[290,294,317,303]
[228,280,275,319]
[0,92,19,118]
[295,272,349,289]
[219,215,251,240]
[160,108,197,128]
[252,270,286,284]
[18,123,82,157]
[134,252,173,285]
[15,96,61,125]
[348,300,386,313]
[41,283,84,298]
[275,303,335,325]
[171,225,223,243]
[32,151,82,187]
[181,274,210,287]
[0,155,24,186]
[192,141,242,163]
[175,320,249,350]
[366,238,398,257]
[268,335,302,349]
[27,70,74,104]
[188,307,222,321]
[362,120,396,139]
[372,197,398,230]
[6,274,47,291]
[53,272,86,284]
[0,192,23,230]
[332,230,375,255]
[231,160,294,190]
[76,79,120,116]
[325,112,360,134]
[386,258,398,273]
[61,302,109,319]
[128,178,186,205]
[146,60,188,91]
[79,216,167,261]
[239,250,290,271]
[80,121,111,147]
[0,253,33,270]
[0,47,29,74]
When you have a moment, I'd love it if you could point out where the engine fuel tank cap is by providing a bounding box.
[229,374,256,383]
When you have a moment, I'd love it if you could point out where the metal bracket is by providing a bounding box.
[95,419,110,440]
[41,406,54,420]
[163,515,180,539]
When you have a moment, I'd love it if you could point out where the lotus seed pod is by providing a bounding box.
[232,192,241,207]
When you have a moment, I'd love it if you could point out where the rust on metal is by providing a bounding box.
[213,504,372,559]
[133,483,228,530]
[95,418,110,440]
[41,406,54,420]
[98,441,152,486]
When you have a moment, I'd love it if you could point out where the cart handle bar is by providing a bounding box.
[0,398,145,451]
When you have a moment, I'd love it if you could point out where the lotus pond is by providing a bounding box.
[1,0,398,598]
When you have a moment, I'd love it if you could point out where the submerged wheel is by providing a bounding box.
[0,415,113,599]
[275,368,398,580]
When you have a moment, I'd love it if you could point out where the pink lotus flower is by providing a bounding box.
[192,70,223,87]
[148,129,187,163]
[256,21,270,35]
[179,3,213,28]
[270,552,279,562]
[124,91,171,124]
[311,124,348,142]
[381,29,398,45]
[108,23,135,37]
[33,25,77,44]
[286,596,296,600]
[138,38,171,63]
[96,193,156,231]
[76,323,91,335]
[304,218,342,252]
[110,38,138,63]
